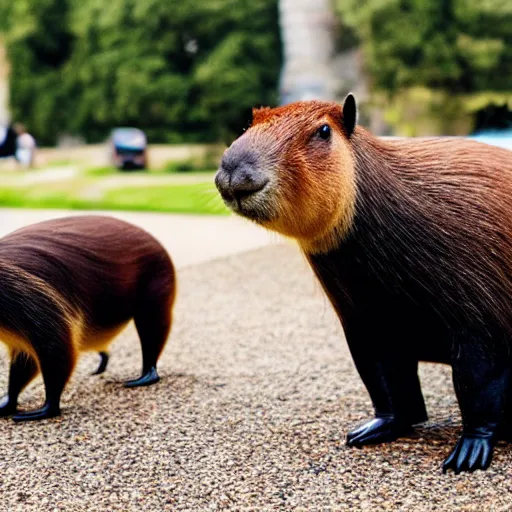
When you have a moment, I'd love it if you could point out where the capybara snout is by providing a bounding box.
[216,142,270,211]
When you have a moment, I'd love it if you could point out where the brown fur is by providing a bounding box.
[237,101,512,330]
[0,215,176,419]
[245,102,358,252]
[215,96,512,472]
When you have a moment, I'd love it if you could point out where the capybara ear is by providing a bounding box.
[342,93,357,137]
[252,106,272,126]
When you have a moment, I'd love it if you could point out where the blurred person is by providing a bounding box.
[13,123,36,168]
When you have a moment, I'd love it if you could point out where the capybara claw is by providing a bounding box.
[347,416,413,447]
[13,403,61,422]
[442,433,494,474]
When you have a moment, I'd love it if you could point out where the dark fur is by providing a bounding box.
[307,132,512,473]
[216,95,512,473]
[0,215,176,420]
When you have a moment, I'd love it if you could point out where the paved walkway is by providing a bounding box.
[0,208,281,268]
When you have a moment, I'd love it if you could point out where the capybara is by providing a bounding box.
[215,93,512,473]
[0,215,175,421]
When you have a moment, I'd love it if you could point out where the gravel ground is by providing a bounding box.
[1,243,512,511]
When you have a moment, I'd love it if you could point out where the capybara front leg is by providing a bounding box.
[346,358,426,447]
[0,351,39,417]
[344,320,427,447]
[443,336,508,474]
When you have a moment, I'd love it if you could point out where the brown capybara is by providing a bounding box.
[215,93,512,473]
[0,215,176,421]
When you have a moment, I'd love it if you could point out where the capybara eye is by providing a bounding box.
[316,124,331,140]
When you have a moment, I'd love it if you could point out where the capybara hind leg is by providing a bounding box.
[13,335,76,422]
[0,351,39,417]
[91,351,109,376]
[124,309,171,387]
[124,278,173,388]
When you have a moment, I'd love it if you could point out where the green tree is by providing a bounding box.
[335,0,512,94]
[3,0,281,145]
[3,0,74,141]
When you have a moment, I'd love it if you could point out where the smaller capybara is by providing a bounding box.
[215,94,512,473]
[0,215,176,421]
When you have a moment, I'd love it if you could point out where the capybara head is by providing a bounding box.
[215,94,359,253]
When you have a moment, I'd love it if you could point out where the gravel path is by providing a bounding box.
[1,243,512,511]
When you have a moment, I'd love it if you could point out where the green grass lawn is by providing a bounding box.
[0,167,229,215]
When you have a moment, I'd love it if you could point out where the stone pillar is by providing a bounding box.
[278,0,338,104]
[0,40,9,125]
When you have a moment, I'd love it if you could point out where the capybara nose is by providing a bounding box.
[215,149,268,202]
[229,165,269,201]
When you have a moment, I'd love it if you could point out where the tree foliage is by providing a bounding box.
[335,0,512,95]
[3,0,281,145]
[3,0,74,141]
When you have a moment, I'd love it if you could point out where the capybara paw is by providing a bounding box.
[346,416,412,447]
[442,433,494,474]
[12,403,61,422]
[124,366,160,388]
[0,396,17,417]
